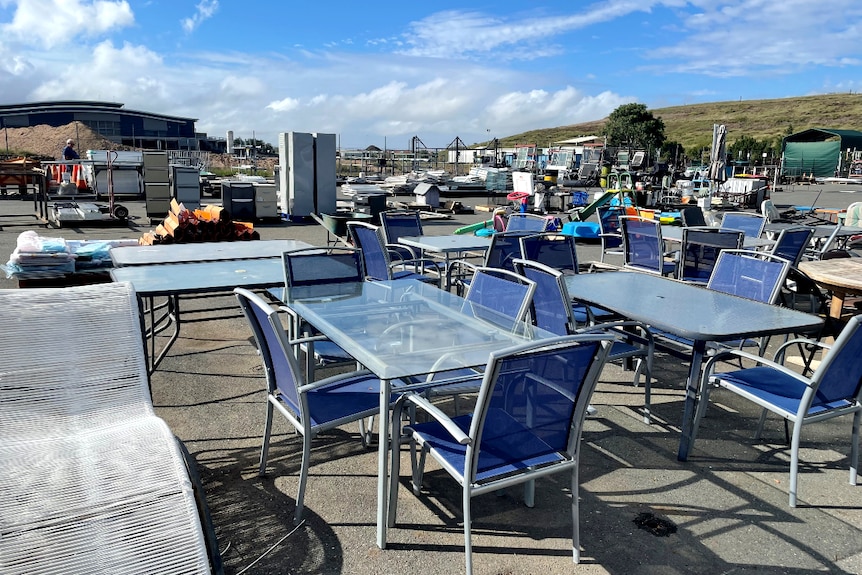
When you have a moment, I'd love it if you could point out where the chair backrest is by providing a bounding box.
[282,246,364,288]
[505,212,551,232]
[513,258,574,336]
[466,334,612,480]
[680,206,707,227]
[761,199,782,223]
[770,226,815,267]
[597,205,624,250]
[483,230,533,271]
[620,216,665,274]
[678,226,744,283]
[808,315,862,407]
[379,210,423,244]
[462,267,536,333]
[347,221,391,280]
[720,212,766,238]
[519,233,579,275]
[706,249,790,304]
[234,288,303,413]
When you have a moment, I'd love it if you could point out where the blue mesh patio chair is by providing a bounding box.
[769,226,815,268]
[514,258,655,422]
[619,216,677,276]
[677,226,744,284]
[235,287,406,524]
[680,205,707,227]
[347,220,442,286]
[447,230,534,295]
[654,249,791,358]
[388,334,613,575]
[720,211,767,238]
[379,209,448,272]
[596,205,625,263]
[519,232,579,274]
[692,314,862,507]
[505,212,552,232]
[424,267,536,412]
[281,247,365,379]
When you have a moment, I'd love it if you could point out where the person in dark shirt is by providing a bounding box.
[62,139,79,161]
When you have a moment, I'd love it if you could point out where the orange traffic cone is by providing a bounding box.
[74,165,87,190]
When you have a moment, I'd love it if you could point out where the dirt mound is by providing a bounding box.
[3,121,128,160]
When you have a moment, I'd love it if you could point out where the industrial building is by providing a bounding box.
[0,100,226,153]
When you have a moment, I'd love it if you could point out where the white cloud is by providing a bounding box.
[181,0,218,34]
[646,0,862,77]
[266,97,300,113]
[1,0,134,49]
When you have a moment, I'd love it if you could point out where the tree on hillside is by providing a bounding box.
[659,140,685,166]
[602,103,666,151]
[728,135,776,165]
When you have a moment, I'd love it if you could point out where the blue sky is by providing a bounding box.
[1,0,861,149]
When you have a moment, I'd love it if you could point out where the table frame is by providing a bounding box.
[563,271,823,461]
[397,235,491,290]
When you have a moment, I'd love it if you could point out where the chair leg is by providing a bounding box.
[524,480,535,508]
[359,415,375,448]
[850,411,861,486]
[789,420,804,507]
[754,409,769,440]
[690,378,714,447]
[571,465,580,564]
[411,443,428,496]
[294,431,313,524]
[462,487,474,575]
[259,400,275,476]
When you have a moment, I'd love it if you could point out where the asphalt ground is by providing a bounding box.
[1,182,861,575]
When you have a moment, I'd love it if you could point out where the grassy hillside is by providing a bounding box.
[489,93,862,156]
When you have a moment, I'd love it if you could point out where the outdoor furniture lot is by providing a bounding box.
[0,282,219,574]
[10,195,861,573]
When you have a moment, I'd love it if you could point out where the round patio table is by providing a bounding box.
[798,258,862,319]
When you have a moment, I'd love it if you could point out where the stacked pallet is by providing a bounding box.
[140,199,259,245]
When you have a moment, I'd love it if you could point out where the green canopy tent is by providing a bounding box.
[782,128,862,179]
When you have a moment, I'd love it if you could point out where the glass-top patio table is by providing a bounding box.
[397,234,492,289]
[111,252,310,373]
[275,278,550,549]
[563,271,823,461]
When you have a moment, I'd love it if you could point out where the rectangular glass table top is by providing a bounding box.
[278,279,547,381]
[111,257,285,295]
[564,272,822,342]
[397,235,492,253]
[110,239,311,266]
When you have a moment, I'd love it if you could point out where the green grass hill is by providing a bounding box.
[490,93,862,156]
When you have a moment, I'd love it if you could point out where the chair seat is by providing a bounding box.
[410,408,567,483]
[715,366,855,417]
[301,339,353,363]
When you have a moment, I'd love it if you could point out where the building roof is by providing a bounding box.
[0,100,197,123]
[783,128,862,148]
[553,135,602,145]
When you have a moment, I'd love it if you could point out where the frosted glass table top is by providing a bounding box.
[276,279,547,381]
[110,239,311,266]
[111,257,285,296]
[397,235,492,254]
[564,271,822,342]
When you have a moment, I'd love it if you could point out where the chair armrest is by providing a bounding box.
[403,394,471,445]
[702,348,814,388]
[385,243,418,261]
[772,337,832,364]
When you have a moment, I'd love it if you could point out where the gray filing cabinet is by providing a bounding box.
[254,184,278,220]
[143,152,170,222]
[171,166,201,210]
